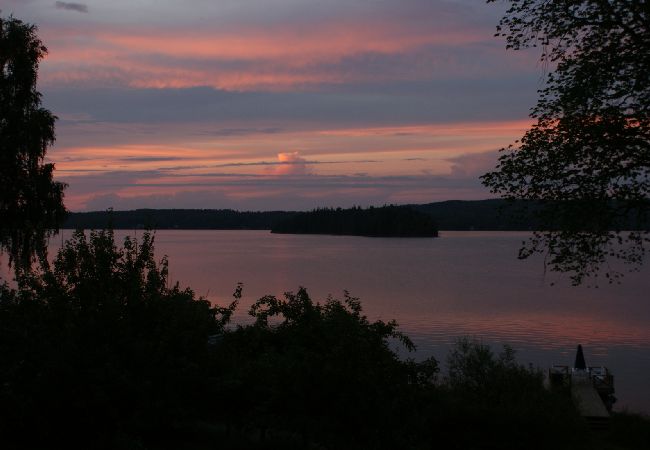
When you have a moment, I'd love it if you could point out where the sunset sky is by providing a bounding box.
[6,0,543,211]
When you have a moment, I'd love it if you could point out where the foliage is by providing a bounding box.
[0,15,66,278]
[482,0,650,284]
[209,288,431,448]
[0,229,233,449]
[438,337,586,449]
[271,205,438,237]
[211,296,586,450]
[603,411,650,449]
[0,229,625,449]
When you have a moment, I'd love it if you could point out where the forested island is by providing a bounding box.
[271,205,438,237]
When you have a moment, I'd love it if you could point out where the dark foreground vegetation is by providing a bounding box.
[1,230,649,450]
[271,205,438,237]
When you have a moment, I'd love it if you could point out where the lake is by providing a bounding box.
[5,229,650,413]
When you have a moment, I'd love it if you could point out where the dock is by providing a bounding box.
[571,372,610,427]
[548,345,615,429]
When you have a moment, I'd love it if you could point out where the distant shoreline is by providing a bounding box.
[62,199,538,231]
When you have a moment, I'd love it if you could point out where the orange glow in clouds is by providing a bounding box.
[42,21,491,90]
[36,9,539,210]
[97,23,483,61]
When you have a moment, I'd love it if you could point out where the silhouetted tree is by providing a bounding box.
[482,1,650,284]
[271,205,438,237]
[0,229,234,449]
[0,15,66,279]
[438,337,585,449]
[209,287,428,448]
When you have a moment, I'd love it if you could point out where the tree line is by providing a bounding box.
[63,208,295,231]
[271,205,438,237]
[63,200,648,234]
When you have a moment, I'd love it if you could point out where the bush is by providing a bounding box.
[209,288,434,448]
[0,230,232,449]
[434,337,586,449]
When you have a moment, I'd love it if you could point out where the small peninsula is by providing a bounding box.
[271,205,438,237]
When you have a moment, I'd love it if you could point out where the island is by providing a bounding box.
[270,205,438,237]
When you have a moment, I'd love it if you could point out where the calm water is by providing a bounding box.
[5,230,650,413]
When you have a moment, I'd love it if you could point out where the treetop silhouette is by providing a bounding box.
[482,0,650,284]
[0,14,66,279]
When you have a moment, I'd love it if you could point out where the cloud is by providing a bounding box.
[40,28,534,92]
[37,0,536,93]
[102,152,342,177]
[158,152,316,176]
[147,158,379,173]
[200,127,283,137]
[117,156,186,163]
[29,0,537,211]
[446,150,502,179]
[3,0,38,5]
[43,83,536,132]
[79,176,493,212]
[60,165,494,212]
[55,2,88,13]
[271,152,311,175]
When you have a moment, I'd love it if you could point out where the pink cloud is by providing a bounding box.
[39,20,499,90]
[270,152,312,176]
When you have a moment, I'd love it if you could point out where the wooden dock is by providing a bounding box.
[548,345,615,429]
[571,373,610,425]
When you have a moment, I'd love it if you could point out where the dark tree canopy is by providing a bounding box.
[0,15,66,278]
[482,0,650,284]
[271,205,439,237]
[0,229,234,448]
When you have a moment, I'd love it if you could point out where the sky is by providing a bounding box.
[5,0,544,211]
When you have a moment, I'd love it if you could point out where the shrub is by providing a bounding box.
[0,230,232,449]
